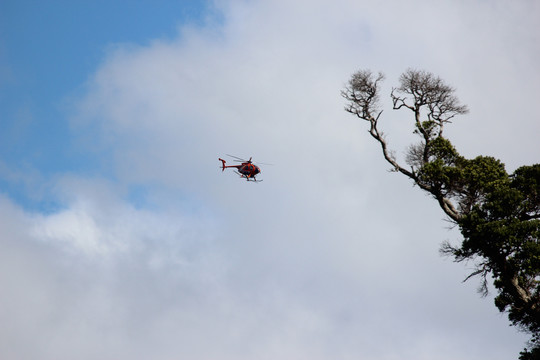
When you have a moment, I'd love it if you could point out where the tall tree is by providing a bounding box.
[342,69,540,358]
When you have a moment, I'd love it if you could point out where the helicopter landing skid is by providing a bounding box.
[234,170,262,182]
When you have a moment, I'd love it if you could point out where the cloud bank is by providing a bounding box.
[2,0,539,359]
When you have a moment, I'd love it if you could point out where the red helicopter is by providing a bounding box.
[219,154,263,182]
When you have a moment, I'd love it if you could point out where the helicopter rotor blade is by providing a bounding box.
[225,154,272,165]
[226,154,246,161]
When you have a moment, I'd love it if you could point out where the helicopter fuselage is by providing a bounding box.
[237,162,260,177]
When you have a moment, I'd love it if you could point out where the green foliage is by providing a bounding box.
[417,137,509,206]
[520,331,540,360]
[513,165,540,218]
[423,139,540,349]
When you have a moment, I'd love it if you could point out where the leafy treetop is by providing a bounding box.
[342,69,540,358]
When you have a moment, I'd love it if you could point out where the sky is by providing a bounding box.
[1,0,539,359]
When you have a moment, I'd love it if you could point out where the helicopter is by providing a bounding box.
[218,154,263,182]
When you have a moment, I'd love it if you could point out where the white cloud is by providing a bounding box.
[3,0,539,359]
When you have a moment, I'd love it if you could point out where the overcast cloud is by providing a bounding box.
[1,0,539,359]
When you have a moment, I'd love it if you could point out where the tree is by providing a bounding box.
[342,69,540,358]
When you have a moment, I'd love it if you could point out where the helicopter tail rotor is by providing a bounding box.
[218,158,226,171]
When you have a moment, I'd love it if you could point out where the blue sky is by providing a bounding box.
[1,1,539,359]
[0,0,208,210]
